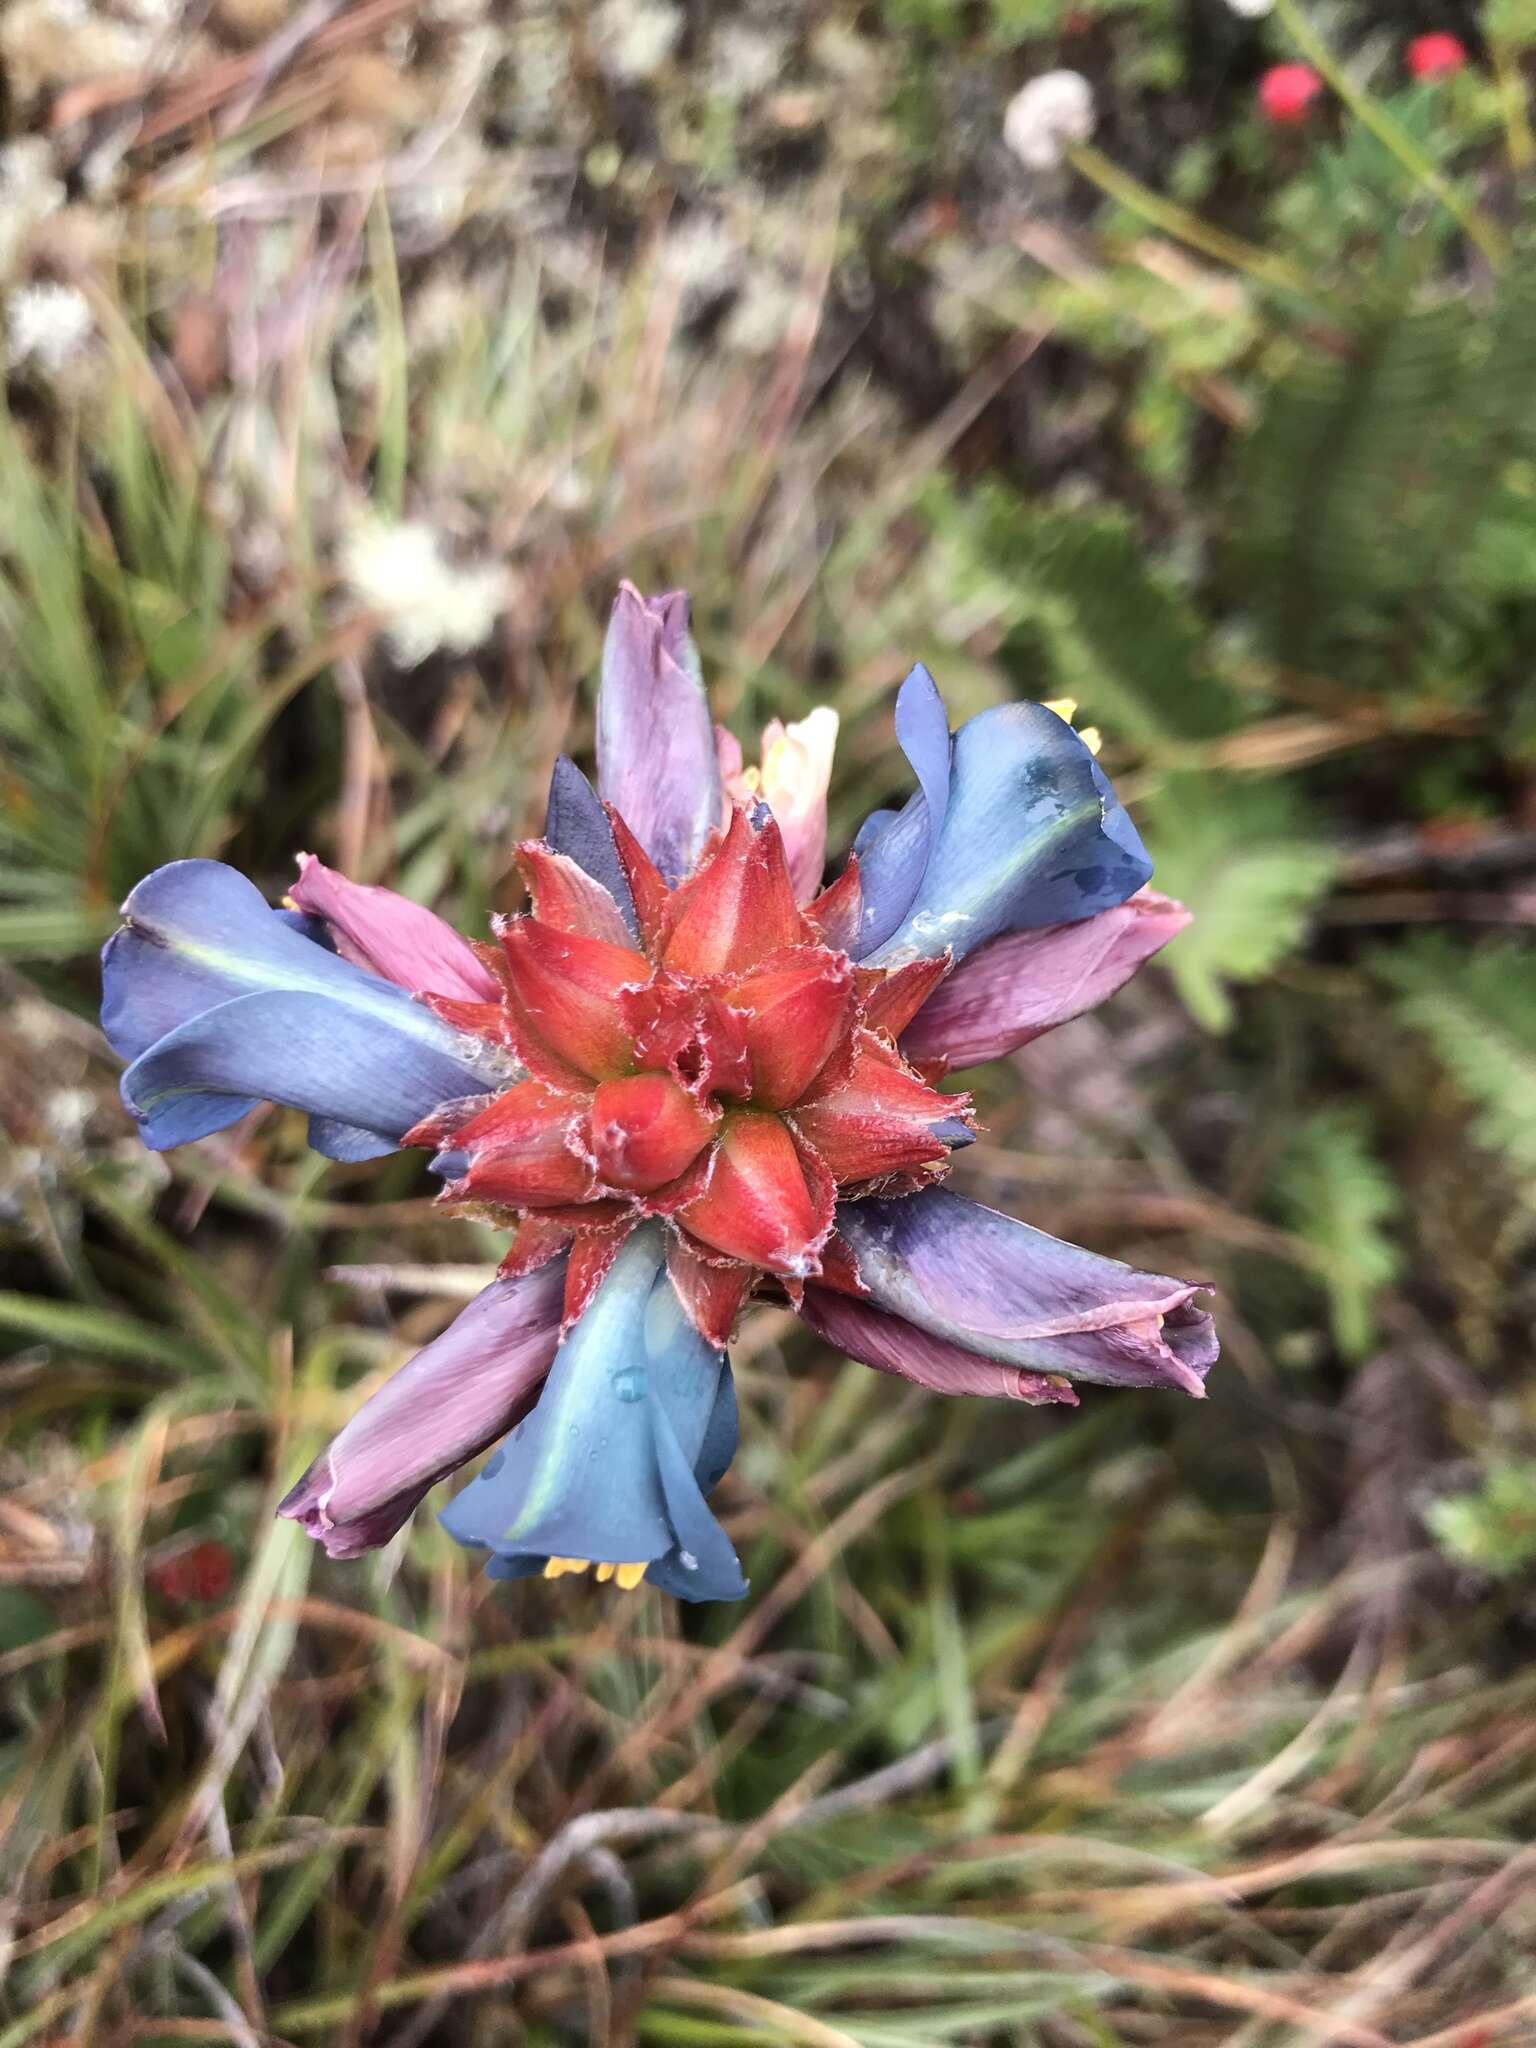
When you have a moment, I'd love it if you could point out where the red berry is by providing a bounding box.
[151,1540,234,1603]
[1406,32,1466,80]
[1258,64,1324,126]
[188,1541,233,1602]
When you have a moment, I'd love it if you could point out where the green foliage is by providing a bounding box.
[6,0,1536,2039]
[1139,780,1338,1031]
[1379,935,1536,1182]
[1269,1109,1403,1359]
[1428,1459,1536,1575]
[1230,253,1536,685]
[0,392,318,960]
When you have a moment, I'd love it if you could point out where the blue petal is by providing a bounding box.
[103,860,503,1151]
[120,988,493,1153]
[440,1223,746,1601]
[306,1117,402,1163]
[852,665,953,958]
[102,860,491,1065]
[543,755,641,943]
[865,703,1152,967]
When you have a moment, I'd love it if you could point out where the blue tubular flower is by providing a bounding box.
[103,584,1214,1605]
[103,860,502,1159]
[856,699,1152,967]
[439,1225,746,1601]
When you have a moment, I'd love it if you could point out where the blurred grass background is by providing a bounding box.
[4,2,1536,2042]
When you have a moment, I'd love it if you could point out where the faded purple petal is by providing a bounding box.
[900,889,1191,1072]
[799,1285,1079,1405]
[835,1186,1217,1395]
[277,1262,566,1557]
[595,582,722,885]
[289,854,499,1002]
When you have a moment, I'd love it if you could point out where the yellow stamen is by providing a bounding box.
[542,1556,648,1588]
[280,894,300,911]
[1044,698,1103,756]
[542,1555,590,1579]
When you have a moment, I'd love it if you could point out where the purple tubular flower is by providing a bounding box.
[288,854,500,1002]
[100,584,1216,1603]
[833,1189,1217,1396]
[899,889,1191,1070]
[798,1286,1080,1405]
[278,1261,566,1557]
[595,582,722,885]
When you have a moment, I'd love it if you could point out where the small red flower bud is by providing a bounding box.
[1258,63,1324,125]
[680,1111,830,1276]
[588,1074,717,1193]
[1406,32,1466,80]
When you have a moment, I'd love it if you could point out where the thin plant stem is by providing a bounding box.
[1067,143,1311,297]
[1274,0,1507,267]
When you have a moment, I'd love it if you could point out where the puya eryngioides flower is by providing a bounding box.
[101,581,1216,1601]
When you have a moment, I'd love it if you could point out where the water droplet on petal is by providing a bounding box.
[611,1366,648,1404]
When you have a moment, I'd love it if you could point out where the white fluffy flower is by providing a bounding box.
[709,24,784,101]
[1225,0,1274,15]
[341,518,510,667]
[590,0,681,83]
[1002,70,1096,171]
[6,282,93,373]
[659,216,744,307]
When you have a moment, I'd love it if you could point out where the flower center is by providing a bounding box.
[403,804,972,1340]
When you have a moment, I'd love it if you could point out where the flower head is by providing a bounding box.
[340,517,510,667]
[6,281,93,374]
[1258,63,1324,125]
[1003,70,1096,172]
[1406,32,1466,80]
[102,583,1216,1601]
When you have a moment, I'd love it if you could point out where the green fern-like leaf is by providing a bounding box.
[1378,936,1536,1181]
[1141,779,1337,1030]
[923,482,1240,746]
[1270,1110,1403,1360]
[1233,255,1536,681]
[1428,1460,1536,1577]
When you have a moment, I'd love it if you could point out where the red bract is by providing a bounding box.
[412,811,970,1341]
[1406,32,1466,79]
[1258,63,1324,125]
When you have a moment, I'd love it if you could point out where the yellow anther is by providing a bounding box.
[280,894,300,911]
[542,1555,590,1579]
[543,1556,646,1588]
[1043,698,1103,756]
